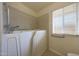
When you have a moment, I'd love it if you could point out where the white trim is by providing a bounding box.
[6,3,73,17]
[7,2,37,17]
[49,48,64,56]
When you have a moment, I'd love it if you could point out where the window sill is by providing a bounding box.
[51,34,65,38]
[51,34,79,38]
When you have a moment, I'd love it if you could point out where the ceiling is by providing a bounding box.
[22,2,53,12]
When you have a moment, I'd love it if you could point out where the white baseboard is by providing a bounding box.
[49,48,64,56]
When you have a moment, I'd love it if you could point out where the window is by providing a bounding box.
[52,4,77,35]
[77,3,79,35]
[52,9,64,34]
[64,4,76,35]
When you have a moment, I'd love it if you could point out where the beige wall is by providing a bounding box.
[37,14,49,30]
[49,35,79,55]
[37,14,49,49]
[9,7,37,30]
[37,9,79,56]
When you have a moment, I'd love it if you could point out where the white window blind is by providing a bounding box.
[77,3,79,35]
[52,3,77,35]
[64,4,76,35]
[52,9,64,34]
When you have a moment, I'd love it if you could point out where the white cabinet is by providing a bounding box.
[20,31,34,56]
[7,34,20,56]
[32,30,47,56]
[2,34,20,56]
[2,31,35,56]
[1,30,47,56]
